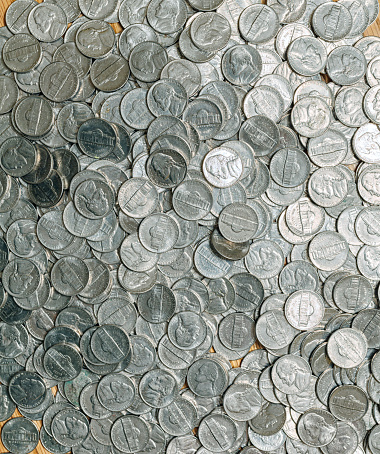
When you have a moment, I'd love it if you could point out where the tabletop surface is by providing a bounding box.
[0,0,379,452]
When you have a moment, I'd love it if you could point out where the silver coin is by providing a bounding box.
[272,354,311,394]
[76,20,115,58]
[51,408,89,447]
[327,327,368,368]
[161,59,201,97]
[111,415,150,453]
[90,54,130,92]
[297,409,337,447]
[5,1,35,34]
[326,46,367,86]
[3,34,41,73]
[28,3,67,42]
[129,41,168,83]
[312,3,352,42]
[291,96,331,137]
[239,5,280,44]
[147,79,187,118]
[147,0,187,34]
[190,12,231,52]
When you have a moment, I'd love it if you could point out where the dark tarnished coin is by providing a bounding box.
[13,96,54,138]
[329,385,368,422]
[0,137,37,177]
[9,370,47,409]
[146,148,187,189]
[78,118,117,159]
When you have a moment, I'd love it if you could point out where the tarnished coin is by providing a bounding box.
[137,284,176,324]
[78,118,117,159]
[91,324,130,364]
[51,257,90,296]
[40,62,79,102]
[44,342,82,381]
[0,76,18,114]
[0,137,37,178]
[13,96,54,138]
[329,385,368,422]
[9,370,47,409]
[2,258,42,298]
[146,148,187,188]
[90,54,130,92]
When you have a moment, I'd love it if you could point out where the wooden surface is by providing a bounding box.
[0,0,379,452]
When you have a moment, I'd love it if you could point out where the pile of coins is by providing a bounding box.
[1,0,380,452]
